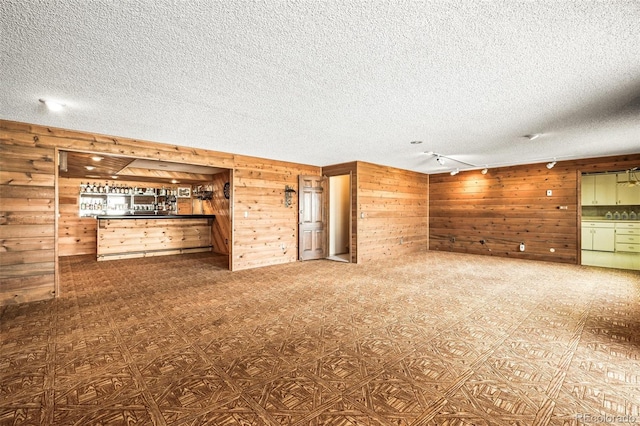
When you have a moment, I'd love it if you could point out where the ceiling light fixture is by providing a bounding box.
[38,98,65,111]
[450,169,459,176]
[481,167,488,175]
[85,165,95,171]
[91,156,103,162]
[524,133,541,141]
[171,179,179,184]
[546,159,557,169]
[111,175,118,179]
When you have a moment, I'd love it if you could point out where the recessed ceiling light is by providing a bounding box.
[86,175,101,178]
[91,156,103,162]
[38,98,65,111]
[171,179,179,184]
[85,165,95,171]
[410,140,422,145]
[111,175,118,179]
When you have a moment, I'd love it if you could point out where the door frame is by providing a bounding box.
[323,170,357,263]
[326,173,353,263]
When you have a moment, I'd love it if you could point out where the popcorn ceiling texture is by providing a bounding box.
[1,0,639,172]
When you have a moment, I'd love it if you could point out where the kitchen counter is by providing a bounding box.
[582,217,638,222]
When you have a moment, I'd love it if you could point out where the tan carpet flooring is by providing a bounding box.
[1,251,639,425]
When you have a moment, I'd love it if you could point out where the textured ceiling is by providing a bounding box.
[1,1,639,174]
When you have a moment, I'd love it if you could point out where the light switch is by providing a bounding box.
[546,190,552,196]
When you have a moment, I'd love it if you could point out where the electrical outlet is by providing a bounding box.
[546,190,552,196]
[519,242,525,252]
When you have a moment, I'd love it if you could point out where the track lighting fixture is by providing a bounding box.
[424,151,478,173]
[546,160,557,169]
[481,167,488,175]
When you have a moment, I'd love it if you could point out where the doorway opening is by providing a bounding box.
[328,174,351,263]
[580,169,639,271]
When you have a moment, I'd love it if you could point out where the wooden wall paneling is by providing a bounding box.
[58,178,97,256]
[0,124,236,168]
[1,119,324,304]
[355,162,429,263]
[429,154,640,264]
[233,155,321,270]
[209,170,231,256]
[0,133,56,304]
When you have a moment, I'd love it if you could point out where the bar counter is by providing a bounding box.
[96,215,216,260]
[97,214,216,220]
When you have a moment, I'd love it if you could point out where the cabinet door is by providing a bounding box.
[592,227,615,252]
[581,175,595,205]
[616,173,640,205]
[594,174,617,205]
[581,227,593,250]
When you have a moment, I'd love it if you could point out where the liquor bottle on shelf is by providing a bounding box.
[104,182,110,193]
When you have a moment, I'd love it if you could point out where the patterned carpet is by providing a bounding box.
[1,251,639,425]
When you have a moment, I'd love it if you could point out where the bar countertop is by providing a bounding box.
[97,215,216,220]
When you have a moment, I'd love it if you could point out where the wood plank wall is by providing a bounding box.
[233,155,319,269]
[0,119,321,304]
[58,177,97,256]
[322,162,358,263]
[0,140,56,304]
[356,162,429,263]
[429,154,640,263]
[209,170,231,256]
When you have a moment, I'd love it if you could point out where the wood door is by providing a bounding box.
[299,175,327,260]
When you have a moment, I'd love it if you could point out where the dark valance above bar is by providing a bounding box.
[96,215,216,220]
